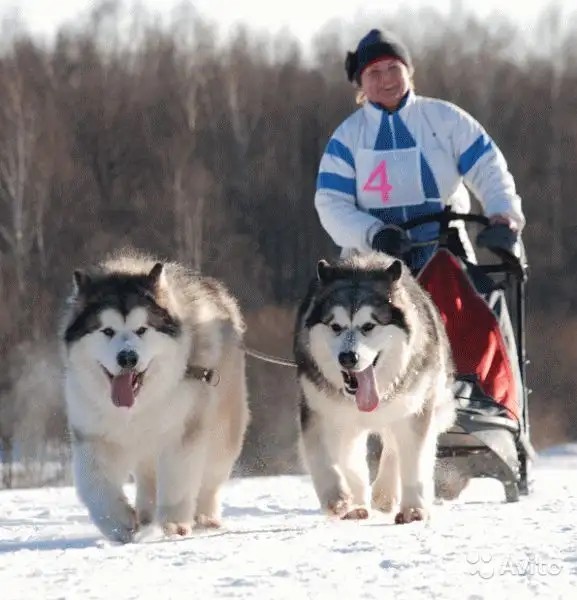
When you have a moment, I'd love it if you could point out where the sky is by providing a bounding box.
[1,0,574,49]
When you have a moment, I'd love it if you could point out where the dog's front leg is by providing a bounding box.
[393,407,437,524]
[134,460,156,527]
[156,417,208,536]
[300,403,368,519]
[371,430,400,513]
[71,436,136,543]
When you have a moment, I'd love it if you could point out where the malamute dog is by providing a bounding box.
[294,253,456,524]
[60,251,250,543]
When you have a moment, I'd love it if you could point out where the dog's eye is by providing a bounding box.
[101,327,115,338]
[330,323,343,334]
[135,327,147,336]
[361,323,375,334]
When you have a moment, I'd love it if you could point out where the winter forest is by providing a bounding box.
[1,1,576,488]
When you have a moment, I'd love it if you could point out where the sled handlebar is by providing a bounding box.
[398,211,490,231]
[397,210,528,281]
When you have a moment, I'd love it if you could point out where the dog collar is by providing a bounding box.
[186,365,220,386]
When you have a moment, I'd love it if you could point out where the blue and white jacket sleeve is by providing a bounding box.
[446,103,525,231]
[314,127,383,252]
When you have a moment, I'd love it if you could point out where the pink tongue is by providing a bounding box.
[354,365,380,412]
[111,372,135,408]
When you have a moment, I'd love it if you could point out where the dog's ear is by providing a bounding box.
[386,259,403,283]
[368,259,402,286]
[147,262,164,287]
[73,270,91,296]
[316,259,333,283]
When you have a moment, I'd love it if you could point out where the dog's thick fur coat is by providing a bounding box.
[60,251,250,542]
[294,252,456,523]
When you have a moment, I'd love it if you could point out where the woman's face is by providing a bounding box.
[360,58,412,110]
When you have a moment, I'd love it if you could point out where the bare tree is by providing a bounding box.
[1,2,577,487]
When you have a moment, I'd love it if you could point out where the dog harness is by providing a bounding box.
[186,365,220,386]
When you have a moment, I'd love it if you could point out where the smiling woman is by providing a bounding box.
[313,27,526,274]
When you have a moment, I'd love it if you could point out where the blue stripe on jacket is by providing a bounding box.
[458,134,493,175]
[325,138,355,169]
[316,172,356,196]
[374,114,393,150]
[420,155,440,198]
[392,113,415,149]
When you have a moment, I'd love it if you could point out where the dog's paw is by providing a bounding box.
[394,506,429,524]
[195,514,222,529]
[326,494,353,518]
[162,521,194,537]
[136,509,154,528]
[371,493,399,513]
[94,503,138,543]
[341,506,370,520]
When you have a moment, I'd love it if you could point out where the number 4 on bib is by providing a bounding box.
[363,160,393,204]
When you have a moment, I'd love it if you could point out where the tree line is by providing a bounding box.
[1,1,576,487]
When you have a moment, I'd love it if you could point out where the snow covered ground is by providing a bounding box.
[1,446,576,600]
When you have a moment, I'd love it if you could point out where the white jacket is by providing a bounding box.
[314,89,525,260]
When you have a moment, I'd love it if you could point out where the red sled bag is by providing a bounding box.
[417,248,519,420]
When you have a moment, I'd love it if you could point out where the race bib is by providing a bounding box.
[356,148,426,209]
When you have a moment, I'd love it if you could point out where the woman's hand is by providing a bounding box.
[488,213,518,231]
[371,225,411,257]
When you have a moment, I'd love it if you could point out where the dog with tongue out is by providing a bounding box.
[60,250,250,544]
[294,252,456,524]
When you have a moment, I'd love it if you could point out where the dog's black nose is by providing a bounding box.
[338,351,359,369]
[117,349,138,369]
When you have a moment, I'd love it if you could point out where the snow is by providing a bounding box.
[1,446,577,599]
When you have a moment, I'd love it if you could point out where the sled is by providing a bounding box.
[400,208,535,503]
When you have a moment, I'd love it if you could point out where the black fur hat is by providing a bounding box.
[345,29,413,84]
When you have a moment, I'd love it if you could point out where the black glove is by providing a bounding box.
[476,224,527,279]
[371,226,411,258]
